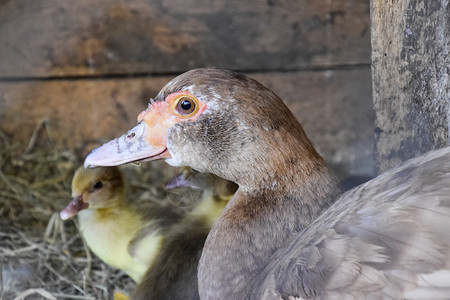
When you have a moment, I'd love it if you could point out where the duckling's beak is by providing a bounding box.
[165,168,193,190]
[84,121,171,168]
[60,195,89,220]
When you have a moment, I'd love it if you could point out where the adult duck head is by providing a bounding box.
[84,68,450,299]
[85,68,336,195]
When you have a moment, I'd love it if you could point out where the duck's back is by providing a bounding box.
[253,146,450,299]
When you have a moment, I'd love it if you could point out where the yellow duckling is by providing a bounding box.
[60,166,183,283]
[132,168,237,300]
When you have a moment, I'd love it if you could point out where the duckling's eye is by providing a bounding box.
[92,181,103,191]
[176,97,197,116]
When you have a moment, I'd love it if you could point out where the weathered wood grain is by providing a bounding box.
[0,68,374,177]
[0,0,370,78]
[0,78,166,151]
[371,0,449,173]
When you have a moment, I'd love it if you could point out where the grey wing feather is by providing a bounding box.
[259,147,450,299]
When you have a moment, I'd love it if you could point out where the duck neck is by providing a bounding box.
[198,155,341,299]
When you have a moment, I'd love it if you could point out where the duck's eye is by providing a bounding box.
[92,181,103,191]
[176,97,197,116]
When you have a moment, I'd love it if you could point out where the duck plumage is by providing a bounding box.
[84,68,450,299]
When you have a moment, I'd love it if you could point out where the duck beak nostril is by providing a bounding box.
[84,122,170,168]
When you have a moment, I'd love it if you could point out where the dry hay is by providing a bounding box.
[0,120,190,300]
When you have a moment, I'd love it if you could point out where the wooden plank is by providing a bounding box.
[0,77,168,151]
[0,68,374,177]
[371,0,449,173]
[0,0,370,78]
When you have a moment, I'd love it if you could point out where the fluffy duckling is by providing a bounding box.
[60,166,183,282]
[132,168,237,300]
[62,165,236,299]
[85,68,450,299]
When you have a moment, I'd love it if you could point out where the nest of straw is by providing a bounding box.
[0,120,184,300]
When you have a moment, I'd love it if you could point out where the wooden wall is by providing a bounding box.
[371,0,449,173]
[0,0,373,179]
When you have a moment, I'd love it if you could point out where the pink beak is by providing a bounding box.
[60,195,89,220]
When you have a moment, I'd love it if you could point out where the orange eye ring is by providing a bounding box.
[175,95,199,117]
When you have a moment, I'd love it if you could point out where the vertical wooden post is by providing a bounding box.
[371,0,449,173]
